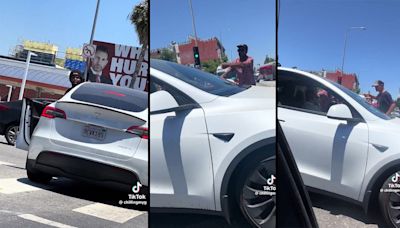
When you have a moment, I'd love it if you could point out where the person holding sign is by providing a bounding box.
[65,70,83,95]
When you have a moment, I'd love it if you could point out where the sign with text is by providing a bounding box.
[87,40,148,91]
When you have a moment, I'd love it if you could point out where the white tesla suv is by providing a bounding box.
[16,83,148,192]
[150,59,276,227]
[278,67,400,227]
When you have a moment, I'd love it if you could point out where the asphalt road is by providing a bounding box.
[311,192,386,228]
[0,136,147,228]
[1,132,388,228]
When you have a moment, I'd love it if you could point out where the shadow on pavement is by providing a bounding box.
[309,192,387,227]
[150,213,250,228]
[17,177,148,211]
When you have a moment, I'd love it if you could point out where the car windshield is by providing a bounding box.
[326,78,391,120]
[151,59,247,96]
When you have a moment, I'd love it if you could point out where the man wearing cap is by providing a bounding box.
[64,70,83,95]
[365,80,396,115]
[220,44,255,86]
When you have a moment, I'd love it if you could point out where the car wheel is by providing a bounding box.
[379,172,400,228]
[27,167,52,184]
[5,125,19,145]
[237,156,276,228]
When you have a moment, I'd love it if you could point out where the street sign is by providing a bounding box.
[82,44,97,58]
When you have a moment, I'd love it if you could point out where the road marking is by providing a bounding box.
[72,203,144,224]
[0,161,16,166]
[0,178,42,194]
[18,214,77,228]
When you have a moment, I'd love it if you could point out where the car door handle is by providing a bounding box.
[213,133,234,142]
[278,119,285,122]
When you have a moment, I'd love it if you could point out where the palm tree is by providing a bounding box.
[129,0,148,89]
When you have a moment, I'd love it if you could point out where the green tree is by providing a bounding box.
[353,87,361,94]
[158,48,177,62]
[264,55,275,64]
[202,59,222,74]
[129,0,148,89]
[221,53,228,62]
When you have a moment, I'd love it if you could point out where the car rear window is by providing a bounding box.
[71,83,148,112]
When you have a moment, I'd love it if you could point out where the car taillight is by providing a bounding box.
[41,106,66,119]
[0,104,10,111]
[127,126,148,139]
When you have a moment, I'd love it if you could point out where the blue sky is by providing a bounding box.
[0,0,141,58]
[150,0,276,67]
[279,0,400,97]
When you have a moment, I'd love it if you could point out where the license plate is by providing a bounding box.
[82,125,107,141]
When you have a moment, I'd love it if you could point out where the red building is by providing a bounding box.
[0,56,70,102]
[325,70,359,91]
[176,37,225,65]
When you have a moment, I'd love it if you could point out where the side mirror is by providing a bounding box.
[150,90,179,114]
[327,104,354,120]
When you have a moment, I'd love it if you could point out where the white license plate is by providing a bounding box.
[82,125,107,141]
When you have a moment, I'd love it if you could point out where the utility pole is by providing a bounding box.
[84,0,101,82]
[189,0,201,68]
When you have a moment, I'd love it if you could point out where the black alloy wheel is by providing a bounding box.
[5,125,19,145]
[239,156,276,228]
[379,172,400,228]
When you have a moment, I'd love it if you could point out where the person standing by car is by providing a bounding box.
[365,80,396,115]
[220,44,256,87]
[65,70,83,94]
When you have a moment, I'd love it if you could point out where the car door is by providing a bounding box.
[149,76,215,210]
[16,98,51,151]
[278,70,369,200]
[277,122,319,228]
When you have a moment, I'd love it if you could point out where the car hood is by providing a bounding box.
[230,85,275,99]
[386,117,400,129]
[202,86,275,113]
[368,117,400,137]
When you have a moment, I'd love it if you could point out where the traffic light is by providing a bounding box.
[193,46,201,67]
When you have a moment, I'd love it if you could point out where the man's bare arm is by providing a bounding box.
[221,57,253,69]
[386,102,397,115]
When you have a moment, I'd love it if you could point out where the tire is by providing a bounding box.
[26,166,52,184]
[5,124,19,145]
[236,155,276,228]
[379,172,400,228]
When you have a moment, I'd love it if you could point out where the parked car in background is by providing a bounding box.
[16,82,148,193]
[0,99,55,145]
[258,63,276,82]
[150,59,276,227]
[278,67,400,227]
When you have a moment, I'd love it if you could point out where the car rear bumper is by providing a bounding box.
[28,132,148,186]
[27,152,142,192]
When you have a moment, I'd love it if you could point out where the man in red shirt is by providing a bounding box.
[220,44,255,86]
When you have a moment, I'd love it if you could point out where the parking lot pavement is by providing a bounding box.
[257,80,276,87]
[310,192,386,228]
[0,136,148,228]
[150,213,251,228]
